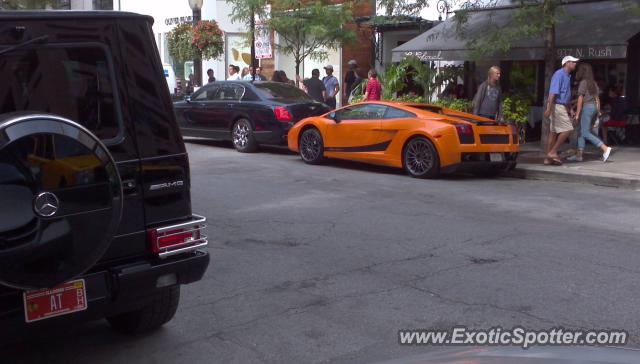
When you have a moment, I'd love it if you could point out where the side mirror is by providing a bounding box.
[184,95,191,103]
[328,112,341,123]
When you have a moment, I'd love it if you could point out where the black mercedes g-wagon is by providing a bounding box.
[0,11,209,336]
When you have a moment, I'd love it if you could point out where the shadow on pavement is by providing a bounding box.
[184,138,294,156]
[184,138,509,181]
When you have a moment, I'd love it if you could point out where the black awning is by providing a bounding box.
[392,0,640,62]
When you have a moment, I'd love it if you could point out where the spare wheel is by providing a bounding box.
[0,113,122,289]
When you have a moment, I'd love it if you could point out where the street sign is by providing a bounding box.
[255,22,272,59]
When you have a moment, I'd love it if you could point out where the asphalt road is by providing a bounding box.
[5,140,640,363]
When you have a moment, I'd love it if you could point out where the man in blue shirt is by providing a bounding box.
[543,56,578,165]
[323,65,340,109]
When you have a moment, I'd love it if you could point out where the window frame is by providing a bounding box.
[335,104,387,121]
[218,83,246,102]
[192,84,221,101]
[0,42,125,146]
[383,106,416,119]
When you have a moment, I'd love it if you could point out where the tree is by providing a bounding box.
[377,0,430,16]
[227,0,269,45]
[268,0,357,83]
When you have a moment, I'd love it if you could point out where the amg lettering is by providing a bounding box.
[149,180,185,191]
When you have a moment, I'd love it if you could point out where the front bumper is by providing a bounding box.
[0,250,209,338]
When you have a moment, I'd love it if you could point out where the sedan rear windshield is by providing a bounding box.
[254,83,312,101]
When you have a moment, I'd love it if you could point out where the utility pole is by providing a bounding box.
[189,0,203,87]
[250,5,256,81]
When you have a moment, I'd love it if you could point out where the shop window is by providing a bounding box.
[92,0,113,10]
[510,62,538,101]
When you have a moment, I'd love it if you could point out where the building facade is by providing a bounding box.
[118,0,373,107]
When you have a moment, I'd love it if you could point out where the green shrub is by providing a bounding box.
[433,97,473,113]
[502,95,531,124]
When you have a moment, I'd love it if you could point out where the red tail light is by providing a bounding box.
[454,123,475,144]
[147,214,207,258]
[274,107,292,122]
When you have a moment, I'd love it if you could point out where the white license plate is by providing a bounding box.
[489,153,504,162]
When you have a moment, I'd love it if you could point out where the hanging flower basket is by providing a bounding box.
[167,20,225,66]
[192,20,225,60]
[167,23,198,67]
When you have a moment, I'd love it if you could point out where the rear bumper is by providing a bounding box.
[254,128,290,145]
[0,250,209,338]
[441,152,518,174]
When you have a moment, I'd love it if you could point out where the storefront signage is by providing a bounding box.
[556,46,627,59]
[404,50,443,61]
[165,16,193,26]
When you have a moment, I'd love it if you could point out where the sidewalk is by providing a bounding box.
[508,142,640,190]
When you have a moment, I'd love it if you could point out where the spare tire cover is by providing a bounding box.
[0,113,122,289]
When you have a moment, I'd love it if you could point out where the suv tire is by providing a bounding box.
[107,286,181,334]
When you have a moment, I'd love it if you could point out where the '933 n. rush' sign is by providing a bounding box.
[556,46,627,59]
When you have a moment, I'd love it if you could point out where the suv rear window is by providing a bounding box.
[254,83,312,101]
[0,45,122,143]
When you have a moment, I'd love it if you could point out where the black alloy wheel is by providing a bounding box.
[403,137,440,179]
[232,118,258,153]
[299,128,324,164]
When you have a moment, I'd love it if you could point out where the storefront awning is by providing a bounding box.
[392,0,640,62]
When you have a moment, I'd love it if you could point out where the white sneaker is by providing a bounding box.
[602,147,612,162]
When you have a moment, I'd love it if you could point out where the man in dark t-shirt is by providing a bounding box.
[301,69,326,103]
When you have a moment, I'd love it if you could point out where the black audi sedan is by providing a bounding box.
[174,81,331,152]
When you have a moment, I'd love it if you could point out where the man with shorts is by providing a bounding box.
[543,56,578,165]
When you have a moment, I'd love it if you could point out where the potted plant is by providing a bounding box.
[501,95,531,144]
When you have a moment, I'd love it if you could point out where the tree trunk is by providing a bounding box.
[250,7,256,82]
[295,59,301,87]
[540,0,556,153]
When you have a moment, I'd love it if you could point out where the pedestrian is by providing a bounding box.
[242,66,255,80]
[322,65,339,109]
[567,63,612,162]
[227,64,241,80]
[255,67,264,81]
[281,71,295,85]
[344,59,358,104]
[271,70,283,82]
[186,73,195,95]
[363,69,381,101]
[454,84,466,99]
[241,67,250,79]
[207,68,215,83]
[543,56,579,165]
[472,66,502,120]
[298,69,326,103]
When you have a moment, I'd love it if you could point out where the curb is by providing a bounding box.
[507,165,640,190]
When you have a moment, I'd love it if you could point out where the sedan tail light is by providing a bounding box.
[454,123,475,144]
[147,214,208,258]
[274,106,293,122]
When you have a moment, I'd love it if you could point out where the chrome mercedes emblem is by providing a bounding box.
[33,192,60,217]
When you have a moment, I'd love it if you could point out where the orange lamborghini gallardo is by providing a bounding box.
[287,101,520,178]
